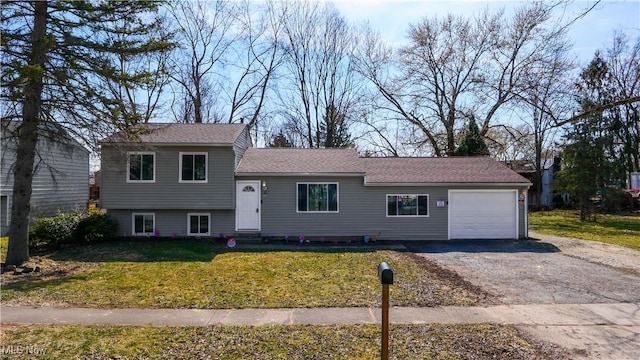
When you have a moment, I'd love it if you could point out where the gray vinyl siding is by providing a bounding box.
[240,176,449,241]
[100,145,236,210]
[233,127,252,168]
[240,176,528,241]
[1,135,89,235]
[108,209,235,238]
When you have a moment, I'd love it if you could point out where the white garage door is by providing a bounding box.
[449,190,518,239]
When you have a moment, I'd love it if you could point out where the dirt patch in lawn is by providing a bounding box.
[1,257,97,284]
[398,251,498,305]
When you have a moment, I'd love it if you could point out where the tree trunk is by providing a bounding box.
[6,1,48,266]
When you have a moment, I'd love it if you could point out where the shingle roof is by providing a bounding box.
[100,123,247,145]
[236,148,365,175]
[362,157,531,184]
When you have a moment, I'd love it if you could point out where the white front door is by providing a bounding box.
[236,181,261,231]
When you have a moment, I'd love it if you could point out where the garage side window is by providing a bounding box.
[387,194,429,217]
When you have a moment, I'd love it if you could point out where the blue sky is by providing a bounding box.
[332,0,640,66]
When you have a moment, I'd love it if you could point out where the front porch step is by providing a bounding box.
[232,233,264,244]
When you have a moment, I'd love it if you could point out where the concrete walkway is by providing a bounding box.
[2,303,639,327]
[3,303,640,359]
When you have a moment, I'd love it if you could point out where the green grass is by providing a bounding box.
[0,324,559,360]
[530,210,640,250]
[1,240,481,309]
[0,236,7,263]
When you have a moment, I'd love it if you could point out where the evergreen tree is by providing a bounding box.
[268,131,294,148]
[1,1,173,265]
[319,104,352,148]
[553,53,623,221]
[453,117,490,156]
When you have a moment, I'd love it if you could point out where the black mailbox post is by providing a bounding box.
[378,262,393,360]
[378,262,393,285]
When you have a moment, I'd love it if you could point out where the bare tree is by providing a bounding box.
[606,33,640,174]
[512,32,574,206]
[168,0,237,123]
[355,2,576,156]
[225,0,285,133]
[278,0,365,148]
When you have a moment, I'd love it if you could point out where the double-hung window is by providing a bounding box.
[297,183,338,212]
[132,213,155,235]
[387,194,429,217]
[128,152,155,182]
[180,152,207,182]
[188,213,210,236]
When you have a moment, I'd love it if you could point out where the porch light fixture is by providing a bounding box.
[261,180,268,194]
[519,190,527,201]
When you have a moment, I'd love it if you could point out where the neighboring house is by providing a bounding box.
[100,123,531,241]
[504,158,560,208]
[0,121,90,236]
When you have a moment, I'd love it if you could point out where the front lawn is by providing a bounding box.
[0,236,7,263]
[1,240,487,309]
[0,323,563,359]
[529,210,640,250]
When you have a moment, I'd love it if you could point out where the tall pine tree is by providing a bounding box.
[1,1,173,265]
[453,117,490,156]
[553,53,623,221]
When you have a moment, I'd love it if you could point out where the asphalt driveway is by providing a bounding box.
[408,232,640,305]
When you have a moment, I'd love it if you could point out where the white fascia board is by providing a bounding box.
[363,181,532,187]
[235,172,366,177]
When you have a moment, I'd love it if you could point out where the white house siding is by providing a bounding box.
[1,135,89,236]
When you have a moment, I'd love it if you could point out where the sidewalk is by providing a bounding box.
[3,303,639,359]
[2,303,639,327]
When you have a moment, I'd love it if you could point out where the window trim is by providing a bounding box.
[127,151,156,183]
[296,182,339,213]
[386,194,430,217]
[187,212,211,236]
[132,213,155,235]
[179,152,208,183]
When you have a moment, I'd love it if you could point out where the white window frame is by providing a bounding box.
[127,152,156,183]
[179,152,208,183]
[132,213,155,235]
[187,212,211,236]
[296,182,339,213]
[386,194,430,217]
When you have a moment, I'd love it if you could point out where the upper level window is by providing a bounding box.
[297,183,338,212]
[180,152,207,182]
[387,194,429,217]
[128,152,155,182]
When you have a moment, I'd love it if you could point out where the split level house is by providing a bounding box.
[100,123,531,241]
[1,120,90,236]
